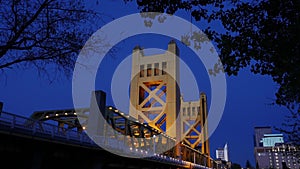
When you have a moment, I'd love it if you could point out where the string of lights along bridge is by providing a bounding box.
[0,41,225,169]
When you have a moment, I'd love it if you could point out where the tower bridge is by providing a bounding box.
[129,40,210,161]
[0,41,222,169]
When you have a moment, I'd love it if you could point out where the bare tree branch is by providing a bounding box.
[0,0,103,78]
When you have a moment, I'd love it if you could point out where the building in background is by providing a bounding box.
[254,127,300,169]
[216,143,229,162]
[216,148,225,160]
[260,134,284,147]
[215,143,231,169]
[254,126,272,147]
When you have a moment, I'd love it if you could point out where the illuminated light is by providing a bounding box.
[82,126,86,130]
[55,114,59,116]
[140,150,143,153]
[108,107,113,110]
[145,151,148,154]
[126,115,130,118]
[114,109,119,113]
[74,112,77,115]
[64,113,68,115]
[135,149,138,152]
[120,112,124,115]
[45,115,49,118]
[135,120,139,123]
[129,147,132,151]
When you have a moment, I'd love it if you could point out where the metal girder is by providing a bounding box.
[137,81,167,132]
[29,108,89,131]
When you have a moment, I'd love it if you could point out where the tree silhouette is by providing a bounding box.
[256,162,259,169]
[0,0,101,77]
[126,0,300,149]
[246,160,253,169]
[231,163,242,169]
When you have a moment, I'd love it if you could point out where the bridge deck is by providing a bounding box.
[0,111,212,169]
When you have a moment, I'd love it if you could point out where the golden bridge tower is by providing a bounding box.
[180,93,210,162]
[129,40,180,139]
[129,40,210,162]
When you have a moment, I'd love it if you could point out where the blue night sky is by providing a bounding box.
[0,1,289,167]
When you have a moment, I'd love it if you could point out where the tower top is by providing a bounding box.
[133,45,142,50]
[167,39,179,55]
[168,39,176,44]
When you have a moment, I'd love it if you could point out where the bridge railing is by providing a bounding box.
[0,111,215,169]
[0,111,94,146]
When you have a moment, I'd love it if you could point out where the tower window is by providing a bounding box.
[140,65,144,77]
[147,64,152,77]
[154,63,159,76]
[162,62,167,75]
[192,107,195,116]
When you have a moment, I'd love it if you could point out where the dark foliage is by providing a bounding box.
[126,0,300,148]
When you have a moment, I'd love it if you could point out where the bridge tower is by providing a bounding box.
[129,40,180,139]
[180,93,210,163]
[129,40,210,162]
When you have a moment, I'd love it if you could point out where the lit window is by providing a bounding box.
[140,65,144,77]
[147,64,152,76]
[154,63,159,76]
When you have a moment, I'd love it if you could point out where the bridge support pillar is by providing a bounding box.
[87,90,107,138]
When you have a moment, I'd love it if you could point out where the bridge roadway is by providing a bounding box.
[0,111,211,169]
